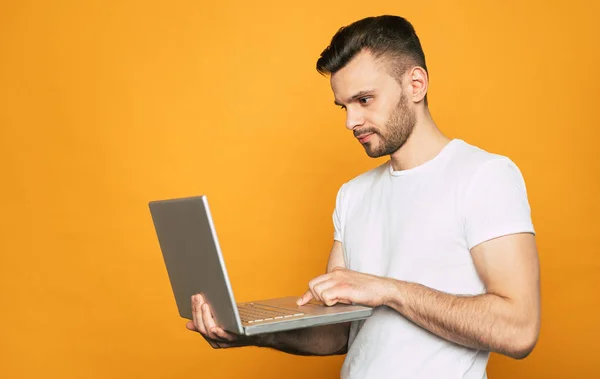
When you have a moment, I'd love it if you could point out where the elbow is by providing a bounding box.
[505,323,540,360]
[507,340,536,360]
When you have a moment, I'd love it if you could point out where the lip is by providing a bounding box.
[356,133,374,143]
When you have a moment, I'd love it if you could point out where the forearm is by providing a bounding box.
[386,280,538,359]
[253,322,350,356]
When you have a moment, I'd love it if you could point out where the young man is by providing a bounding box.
[187,15,541,379]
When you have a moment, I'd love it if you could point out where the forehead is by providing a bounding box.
[330,50,394,99]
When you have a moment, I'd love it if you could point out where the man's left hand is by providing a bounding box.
[296,267,396,307]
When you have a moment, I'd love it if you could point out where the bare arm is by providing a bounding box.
[252,322,349,356]
[299,233,541,359]
[188,240,351,356]
[386,233,541,358]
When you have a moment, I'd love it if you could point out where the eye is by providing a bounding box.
[358,96,372,105]
[339,105,346,111]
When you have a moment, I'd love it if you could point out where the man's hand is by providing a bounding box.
[296,266,396,307]
[185,292,351,356]
[186,294,250,349]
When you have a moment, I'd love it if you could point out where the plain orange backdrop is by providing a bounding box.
[1,1,599,378]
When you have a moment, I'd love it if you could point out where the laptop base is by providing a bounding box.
[238,296,373,336]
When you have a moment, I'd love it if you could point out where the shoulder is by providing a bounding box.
[336,161,390,197]
[451,140,532,218]
[451,141,535,248]
[450,139,517,172]
[447,139,526,187]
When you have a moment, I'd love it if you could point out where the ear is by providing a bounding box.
[407,66,428,104]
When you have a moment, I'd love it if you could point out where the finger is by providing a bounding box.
[213,327,237,342]
[321,288,344,306]
[296,290,313,305]
[196,293,207,310]
[191,295,228,348]
[186,320,197,331]
[192,295,208,335]
[202,303,222,340]
[307,274,332,301]
[312,279,338,302]
[321,282,353,306]
[191,295,200,332]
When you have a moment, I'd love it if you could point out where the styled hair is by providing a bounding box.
[316,15,429,104]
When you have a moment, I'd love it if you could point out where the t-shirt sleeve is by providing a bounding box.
[333,183,346,242]
[463,158,535,250]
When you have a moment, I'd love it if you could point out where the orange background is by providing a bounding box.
[1,1,598,378]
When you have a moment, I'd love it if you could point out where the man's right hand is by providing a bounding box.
[185,291,349,356]
[186,294,250,349]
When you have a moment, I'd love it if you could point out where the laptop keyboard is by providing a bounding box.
[237,303,304,324]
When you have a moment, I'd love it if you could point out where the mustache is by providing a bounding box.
[353,128,379,138]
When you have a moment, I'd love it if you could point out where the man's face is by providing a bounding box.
[330,50,416,158]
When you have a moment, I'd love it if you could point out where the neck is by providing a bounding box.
[389,109,451,172]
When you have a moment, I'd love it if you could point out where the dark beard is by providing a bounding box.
[363,92,416,158]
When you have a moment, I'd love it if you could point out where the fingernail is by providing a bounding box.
[296,298,302,305]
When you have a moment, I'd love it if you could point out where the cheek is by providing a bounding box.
[367,103,392,129]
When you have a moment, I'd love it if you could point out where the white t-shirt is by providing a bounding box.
[333,139,535,379]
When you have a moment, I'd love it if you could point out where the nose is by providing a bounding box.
[345,108,365,131]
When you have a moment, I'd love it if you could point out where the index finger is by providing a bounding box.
[296,289,313,306]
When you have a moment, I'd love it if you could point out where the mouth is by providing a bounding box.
[356,133,375,144]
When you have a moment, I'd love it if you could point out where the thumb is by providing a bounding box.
[296,289,313,306]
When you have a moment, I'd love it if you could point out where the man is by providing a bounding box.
[187,15,541,378]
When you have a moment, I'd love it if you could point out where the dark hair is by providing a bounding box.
[316,15,428,103]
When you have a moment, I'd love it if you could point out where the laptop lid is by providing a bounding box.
[148,195,244,334]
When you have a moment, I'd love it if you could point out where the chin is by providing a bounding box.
[364,147,385,159]
[364,141,400,158]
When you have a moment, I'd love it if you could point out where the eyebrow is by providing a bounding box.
[334,89,376,106]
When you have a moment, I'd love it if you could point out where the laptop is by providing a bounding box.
[148,195,373,336]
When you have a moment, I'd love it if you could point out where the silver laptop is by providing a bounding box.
[148,195,373,336]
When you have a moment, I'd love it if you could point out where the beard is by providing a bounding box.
[358,92,416,158]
